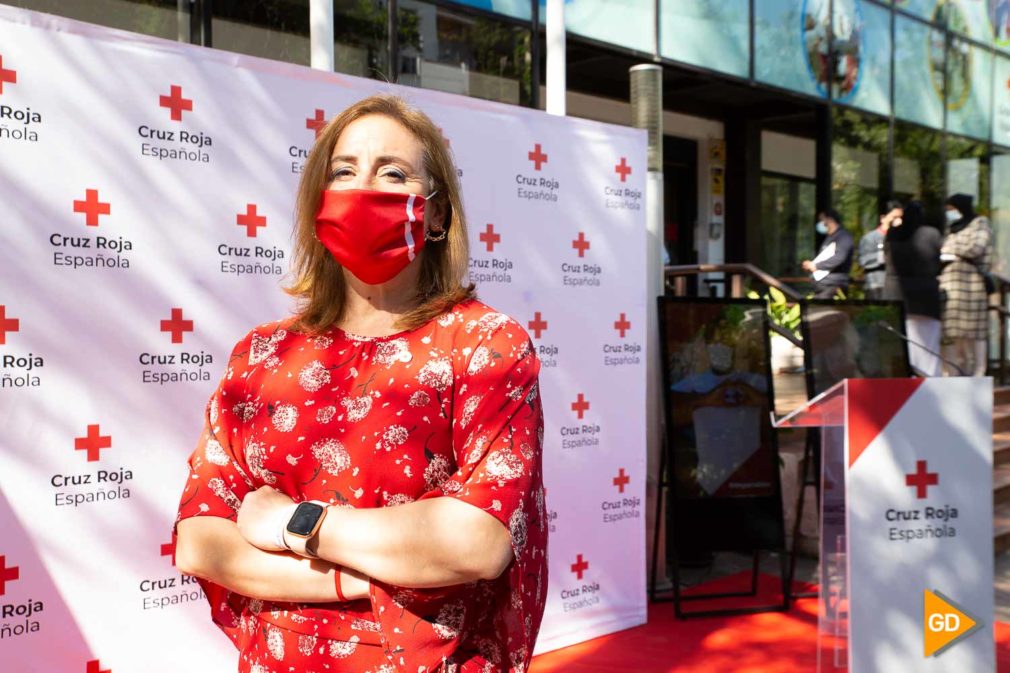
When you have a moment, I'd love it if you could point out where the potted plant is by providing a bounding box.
[748,287,805,373]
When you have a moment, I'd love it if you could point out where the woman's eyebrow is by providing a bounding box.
[329,154,416,171]
[330,154,357,166]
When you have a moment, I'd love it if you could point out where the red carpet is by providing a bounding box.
[531,573,1010,672]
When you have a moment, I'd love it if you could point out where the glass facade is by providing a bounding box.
[660,0,749,78]
[397,1,532,106]
[6,0,183,40]
[6,0,1010,272]
[831,108,889,241]
[760,174,817,279]
[894,13,944,129]
[9,0,1010,147]
[755,0,826,98]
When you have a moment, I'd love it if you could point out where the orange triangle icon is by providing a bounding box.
[924,589,982,657]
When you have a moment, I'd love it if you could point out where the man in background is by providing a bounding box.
[858,200,899,299]
[803,208,854,298]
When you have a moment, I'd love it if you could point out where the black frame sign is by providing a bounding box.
[657,297,786,557]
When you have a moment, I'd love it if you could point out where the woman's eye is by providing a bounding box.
[329,167,353,179]
[383,170,406,181]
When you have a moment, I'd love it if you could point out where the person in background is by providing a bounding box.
[940,193,994,377]
[802,208,854,299]
[859,201,895,299]
[883,200,943,376]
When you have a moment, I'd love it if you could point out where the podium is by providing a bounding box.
[774,378,995,672]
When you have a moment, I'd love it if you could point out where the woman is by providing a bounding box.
[173,94,548,673]
[882,200,943,376]
[939,193,994,376]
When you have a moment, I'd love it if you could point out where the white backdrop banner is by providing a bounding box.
[0,6,647,671]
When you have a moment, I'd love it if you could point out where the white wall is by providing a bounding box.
[761,130,816,179]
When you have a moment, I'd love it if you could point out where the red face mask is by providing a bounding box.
[315,189,432,285]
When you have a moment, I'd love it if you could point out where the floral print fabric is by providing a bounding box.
[175,300,548,672]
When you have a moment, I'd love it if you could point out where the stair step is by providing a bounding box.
[996,387,1010,407]
[997,466,1010,506]
[996,441,1010,467]
[995,405,1010,433]
[996,502,1010,555]
[995,433,1010,466]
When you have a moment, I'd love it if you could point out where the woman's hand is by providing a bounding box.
[237,486,296,552]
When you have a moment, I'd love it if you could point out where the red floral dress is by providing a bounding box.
[174,299,547,673]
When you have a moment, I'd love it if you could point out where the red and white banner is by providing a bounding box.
[841,378,994,672]
[0,6,648,671]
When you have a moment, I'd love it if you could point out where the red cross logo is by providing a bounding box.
[479,224,501,253]
[528,312,548,339]
[86,660,111,673]
[570,554,589,580]
[613,468,630,493]
[159,85,192,122]
[236,204,267,237]
[0,55,16,95]
[73,189,111,227]
[0,556,19,596]
[306,108,326,138]
[75,424,112,462]
[0,305,20,345]
[614,157,632,182]
[571,393,590,419]
[905,460,939,499]
[528,143,548,171]
[161,308,193,344]
[614,313,631,338]
[572,232,590,258]
[161,540,176,566]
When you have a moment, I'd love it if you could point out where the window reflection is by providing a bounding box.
[397,1,531,106]
[213,0,311,65]
[831,108,888,292]
[8,0,183,40]
[760,174,816,281]
[946,134,991,215]
[894,121,945,225]
[992,151,1010,277]
[333,0,392,79]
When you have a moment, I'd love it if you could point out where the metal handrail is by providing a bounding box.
[664,263,804,301]
[664,263,804,348]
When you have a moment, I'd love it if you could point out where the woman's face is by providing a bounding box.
[327,114,430,197]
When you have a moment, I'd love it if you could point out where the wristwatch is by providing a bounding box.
[283,500,329,557]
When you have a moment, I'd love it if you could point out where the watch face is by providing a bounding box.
[286,502,325,536]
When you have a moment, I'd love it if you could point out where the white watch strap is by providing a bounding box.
[275,504,297,551]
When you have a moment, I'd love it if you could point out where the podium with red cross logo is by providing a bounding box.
[775,378,994,672]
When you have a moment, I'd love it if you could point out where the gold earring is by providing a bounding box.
[425,228,447,242]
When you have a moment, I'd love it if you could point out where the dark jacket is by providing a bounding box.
[883,204,942,319]
[813,227,854,290]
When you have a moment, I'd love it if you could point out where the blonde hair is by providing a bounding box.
[286,94,475,333]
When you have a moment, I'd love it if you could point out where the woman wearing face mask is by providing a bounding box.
[882,200,943,376]
[939,193,994,376]
[172,95,547,673]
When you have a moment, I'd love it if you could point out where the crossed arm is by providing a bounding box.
[175,490,513,604]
